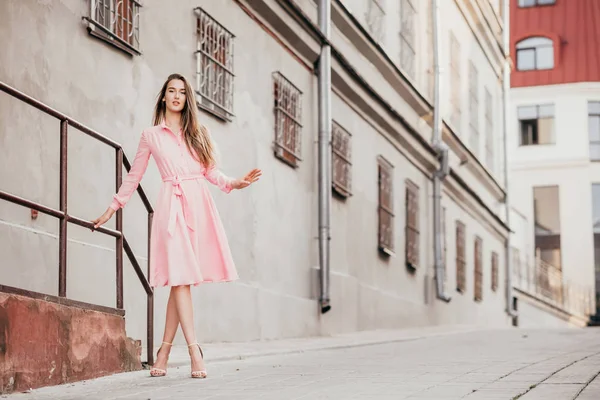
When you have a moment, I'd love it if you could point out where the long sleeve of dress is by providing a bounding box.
[109,132,151,211]
[204,164,234,194]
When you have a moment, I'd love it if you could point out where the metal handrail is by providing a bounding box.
[0,80,155,365]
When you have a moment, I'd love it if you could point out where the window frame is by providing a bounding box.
[399,0,416,80]
[518,104,555,146]
[589,101,600,161]
[469,62,480,155]
[491,252,499,292]
[332,121,353,197]
[195,7,235,121]
[405,179,420,269]
[456,221,466,293]
[366,0,386,43]
[485,88,494,172]
[378,156,395,256]
[449,32,462,132]
[85,0,142,56]
[272,72,303,168]
[474,236,483,302]
[516,37,554,71]
[518,0,557,8]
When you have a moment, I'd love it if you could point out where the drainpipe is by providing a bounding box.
[502,0,517,318]
[432,0,451,302]
[317,0,332,313]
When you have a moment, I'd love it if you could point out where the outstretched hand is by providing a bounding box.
[231,168,262,190]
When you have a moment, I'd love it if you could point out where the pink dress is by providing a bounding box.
[109,122,239,287]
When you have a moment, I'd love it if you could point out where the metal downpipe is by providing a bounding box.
[317,0,332,314]
[502,0,517,318]
[432,0,451,302]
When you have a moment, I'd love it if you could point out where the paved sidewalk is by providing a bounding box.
[5,326,600,399]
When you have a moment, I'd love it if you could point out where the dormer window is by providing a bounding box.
[516,37,554,71]
[519,0,556,7]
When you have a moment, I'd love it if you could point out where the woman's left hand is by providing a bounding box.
[232,168,262,190]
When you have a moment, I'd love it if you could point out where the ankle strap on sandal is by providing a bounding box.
[187,342,199,347]
[162,341,173,346]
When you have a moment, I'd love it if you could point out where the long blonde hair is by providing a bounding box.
[152,73,216,168]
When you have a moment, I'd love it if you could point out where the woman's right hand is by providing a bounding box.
[91,208,116,231]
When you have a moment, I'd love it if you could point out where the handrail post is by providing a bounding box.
[116,148,124,309]
[59,120,68,297]
[147,212,154,365]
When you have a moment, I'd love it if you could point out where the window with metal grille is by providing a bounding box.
[589,102,600,161]
[273,72,303,167]
[442,207,447,281]
[450,33,462,131]
[456,221,466,293]
[86,0,141,55]
[366,0,386,43]
[378,157,394,255]
[195,8,234,121]
[474,236,483,301]
[485,89,494,172]
[469,62,480,156]
[405,180,419,268]
[491,251,499,292]
[518,104,555,145]
[332,122,352,197]
[399,0,416,80]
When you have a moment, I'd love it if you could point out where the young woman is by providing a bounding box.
[92,74,261,379]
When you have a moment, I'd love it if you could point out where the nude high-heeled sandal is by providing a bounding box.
[188,343,207,379]
[149,341,172,377]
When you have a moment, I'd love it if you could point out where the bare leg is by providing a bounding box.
[171,285,205,373]
[151,289,179,374]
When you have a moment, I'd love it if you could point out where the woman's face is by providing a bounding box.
[163,79,186,113]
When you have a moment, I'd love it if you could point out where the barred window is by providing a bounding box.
[469,62,480,155]
[378,157,394,254]
[332,122,352,197]
[491,251,499,292]
[456,221,466,293]
[442,207,447,281]
[485,89,494,172]
[86,0,141,55]
[195,8,234,121]
[450,33,461,131]
[273,72,303,167]
[474,236,483,301]
[405,180,420,268]
[399,0,416,80]
[366,0,386,43]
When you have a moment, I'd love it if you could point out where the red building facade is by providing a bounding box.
[510,0,600,88]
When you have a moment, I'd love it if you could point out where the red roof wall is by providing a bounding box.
[510,0,600,88]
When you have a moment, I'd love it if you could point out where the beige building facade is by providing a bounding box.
[1,0,523,359]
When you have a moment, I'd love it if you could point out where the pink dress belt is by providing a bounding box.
[162,174,203,236]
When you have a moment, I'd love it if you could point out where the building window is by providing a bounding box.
[518,104,555,145]
[474,237,483,302]
[405,180,420,269]
[491,252,499,292]
[450,33,462,131]
[273,72,303,167]
[378,157,394,255]
[516,37,554,71]
[86,0,141,55]
[425,0,434,99]
[366,0,386,43]
[469,62,479,155]
[195,8,235,121]
[485,89,494,172]
[518,0,556,7]
[332,122,352,197]
[589,102,600,161]
[442,207,447,280]
[533,186,562,269]
[399,0,416,80]
[456,221,466,293]
[591,184,600,314]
